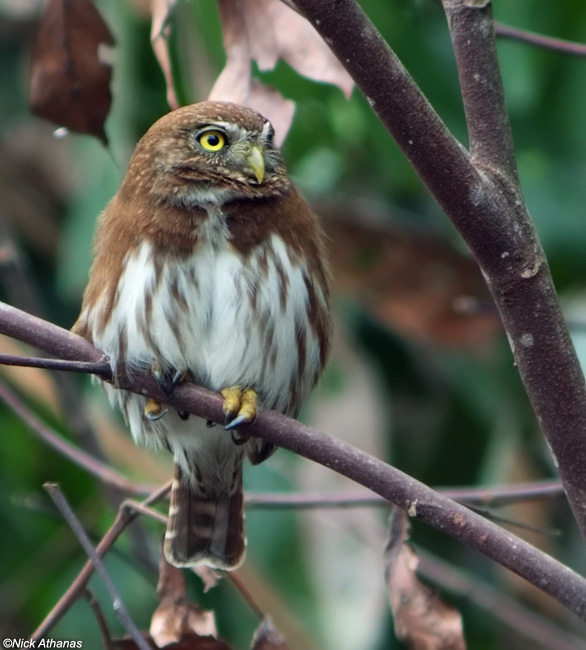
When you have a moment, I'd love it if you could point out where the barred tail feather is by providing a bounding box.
[163,463,246,571]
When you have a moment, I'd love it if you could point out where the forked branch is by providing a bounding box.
[291,0,586,539]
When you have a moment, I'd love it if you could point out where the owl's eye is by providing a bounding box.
[197,130,226,152]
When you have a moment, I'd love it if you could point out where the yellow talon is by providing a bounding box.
[144,398,167,421]
[221,386,258,430]
[239,387,258,422]
[221,386,243,419]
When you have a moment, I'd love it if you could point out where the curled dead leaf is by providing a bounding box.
[385,509,466,650]
[150,0,179,110]
[250,616,289,650]
[29,0,115,144]
[210,0,353,144]
[150,554,227,648]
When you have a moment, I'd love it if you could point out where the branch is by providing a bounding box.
[32,481,171,640]
[244,480,564,510]
[495,21,586,57]
[444,0,517,176]
[0,302,109,371]
[1,367,561,510]
[4,304,586,621]
[418,549,586,650]
[290,0,586,539]
[0,353,110,374]
[44,483,151,650]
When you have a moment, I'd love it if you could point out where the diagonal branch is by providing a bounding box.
[32,481,172,641]
[290,0,586,540]
[3,302,586,620]
[44,483,151,650]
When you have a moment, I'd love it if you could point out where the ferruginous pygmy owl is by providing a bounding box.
[73,101,332,570]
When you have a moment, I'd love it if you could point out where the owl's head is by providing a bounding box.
[125,101,290,207]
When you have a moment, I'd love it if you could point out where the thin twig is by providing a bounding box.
[0,353,111,375]
[84,589,115,650]
[32,481,171,641]
[229,572,265,621]
[121,499,169,526]
[495,21,586,57]
[244,480,564,510]
[0,380,155,496]
[305,497,582,650]
[417,548,586,650]
[44,483,151,650]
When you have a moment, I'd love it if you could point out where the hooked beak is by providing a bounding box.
[245,144,265,184]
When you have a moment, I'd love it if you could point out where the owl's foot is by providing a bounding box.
[144,363,191,421]
[221,387,257,443]
[144,398,167,421]
[152,362,190,395]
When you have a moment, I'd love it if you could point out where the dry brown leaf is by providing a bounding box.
[385,509,466,650]
[210,0,353,144]
[192,564,222,592]
[151,0,179,110]
[149,554,228,648]
[246,0,353,95]
[210,0,294,144]
[250,616,289,650]
[29,0,115,144]
[322,207,501,349]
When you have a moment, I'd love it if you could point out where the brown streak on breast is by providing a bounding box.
[73,187,203,342]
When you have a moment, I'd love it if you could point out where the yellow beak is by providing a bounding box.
[245,145,265,184]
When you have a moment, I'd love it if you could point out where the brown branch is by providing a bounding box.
[84,589,115,650]
[1,365,560,511]
[121,499,168,525]
[229,572,265,621]
[0,302,109,371]
[0,353,111,374]
[5,304,586,621]
[244,480,564,510]
[441,0,586,534]
[44,483,151,650]
[290,0,586,540]
[444,0,517,176]
[32,481,172,641]
[495,21,586,57]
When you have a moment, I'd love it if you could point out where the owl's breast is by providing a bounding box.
[91,233,326,417]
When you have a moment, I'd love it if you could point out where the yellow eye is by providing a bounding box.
[197,130,226,152]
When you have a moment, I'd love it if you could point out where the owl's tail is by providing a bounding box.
[163,462,246,570]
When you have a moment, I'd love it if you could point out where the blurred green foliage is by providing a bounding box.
[1,0,586,648]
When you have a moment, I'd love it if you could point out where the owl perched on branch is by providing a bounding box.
[73,101,332,570]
